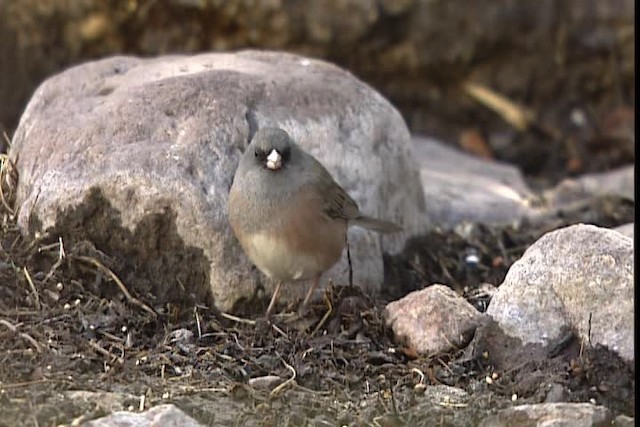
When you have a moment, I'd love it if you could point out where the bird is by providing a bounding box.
[227,127,402,317]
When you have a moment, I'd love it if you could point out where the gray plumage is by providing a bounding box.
[227,127,402,315]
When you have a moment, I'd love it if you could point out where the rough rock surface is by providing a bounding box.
[487,224,634,362]
[544,166,635,206]
[479,403,612,427]
[9,51,426,312]
[384,284,487,355]
[85,404,202,427]
[413,136,538,228]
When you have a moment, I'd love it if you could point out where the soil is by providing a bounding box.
[0,191,634,426]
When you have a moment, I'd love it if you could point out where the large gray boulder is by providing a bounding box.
[487,224,634,362]
[9,51,426,312]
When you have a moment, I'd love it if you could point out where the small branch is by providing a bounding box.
[23,267,41,310]
[270,358,297,396]
[219,311,256,325]
[43,237,66,284]
[311,294,333,336]
[463,82,535,132]
[70,255,156,317]
[86,339,124,364]
[0,318,43,353]
[411,367,425,385]
[0,379,49,389]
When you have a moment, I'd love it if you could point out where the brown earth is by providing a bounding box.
[0,185,634,425]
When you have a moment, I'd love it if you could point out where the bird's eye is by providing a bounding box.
[254,149,266,161]
[281,147,291,162]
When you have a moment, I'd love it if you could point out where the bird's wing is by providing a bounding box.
[322,180,362,221]
[306,157,403,233]
[306,159,361,221]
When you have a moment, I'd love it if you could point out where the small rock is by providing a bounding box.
[85,404,202,427]
[479,402,612,427]
[248,375,284,390]
[613,414,635,427]
[166,328,195,344]
[544,383,566,403]
[544,166,634,206]
[421,384,469,405]
[487,224,634,362]
[384,284,487,355]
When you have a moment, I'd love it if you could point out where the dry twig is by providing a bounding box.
[311,293,333,336]
[219,311,256,325]
[0,318,42,353]
[270,358,297,396]
[23,267,40,310]
[70,255,157,317]
[86,339,124,364]
[42,237,66,284]
[463,82,535,131]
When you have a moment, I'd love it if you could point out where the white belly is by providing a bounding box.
[245,232,333,281]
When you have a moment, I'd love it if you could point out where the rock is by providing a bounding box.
[479,403,612,427]
[544,383,567,403]
[64,390,136,414]
[613,415,635,427]
[165,328,194,344]
[85,404,202,427]
[420,384,469,405]
[248,375,283,390]
[544,166,634,206]
[413,136,539,228]
[614,223,634,239]
[487,224,634,362]
[9,51,426,312]
[384,284,487,355]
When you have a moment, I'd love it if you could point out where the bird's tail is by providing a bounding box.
[352,216,403,234]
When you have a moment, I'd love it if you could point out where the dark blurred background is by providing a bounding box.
[0,0,634,184]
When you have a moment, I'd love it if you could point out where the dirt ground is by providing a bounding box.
[0,185,634,425]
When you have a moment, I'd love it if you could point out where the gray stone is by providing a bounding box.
[9,51,426,312]
[384,284,487,355]
[613,415,635,427]
[420,384,469,405]
[544,383,567,403]
[413,136,539,228]
[479,402,612,427]
[487,224,634,362]
[85,404,202,427]
[64,390,136,414]
[544,166,634,206]
[248,375,283,390]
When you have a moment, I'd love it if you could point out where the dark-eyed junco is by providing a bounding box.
[228,127,402,317]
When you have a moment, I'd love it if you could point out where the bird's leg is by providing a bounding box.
[265,281,283,318]
[300,274,321,311]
